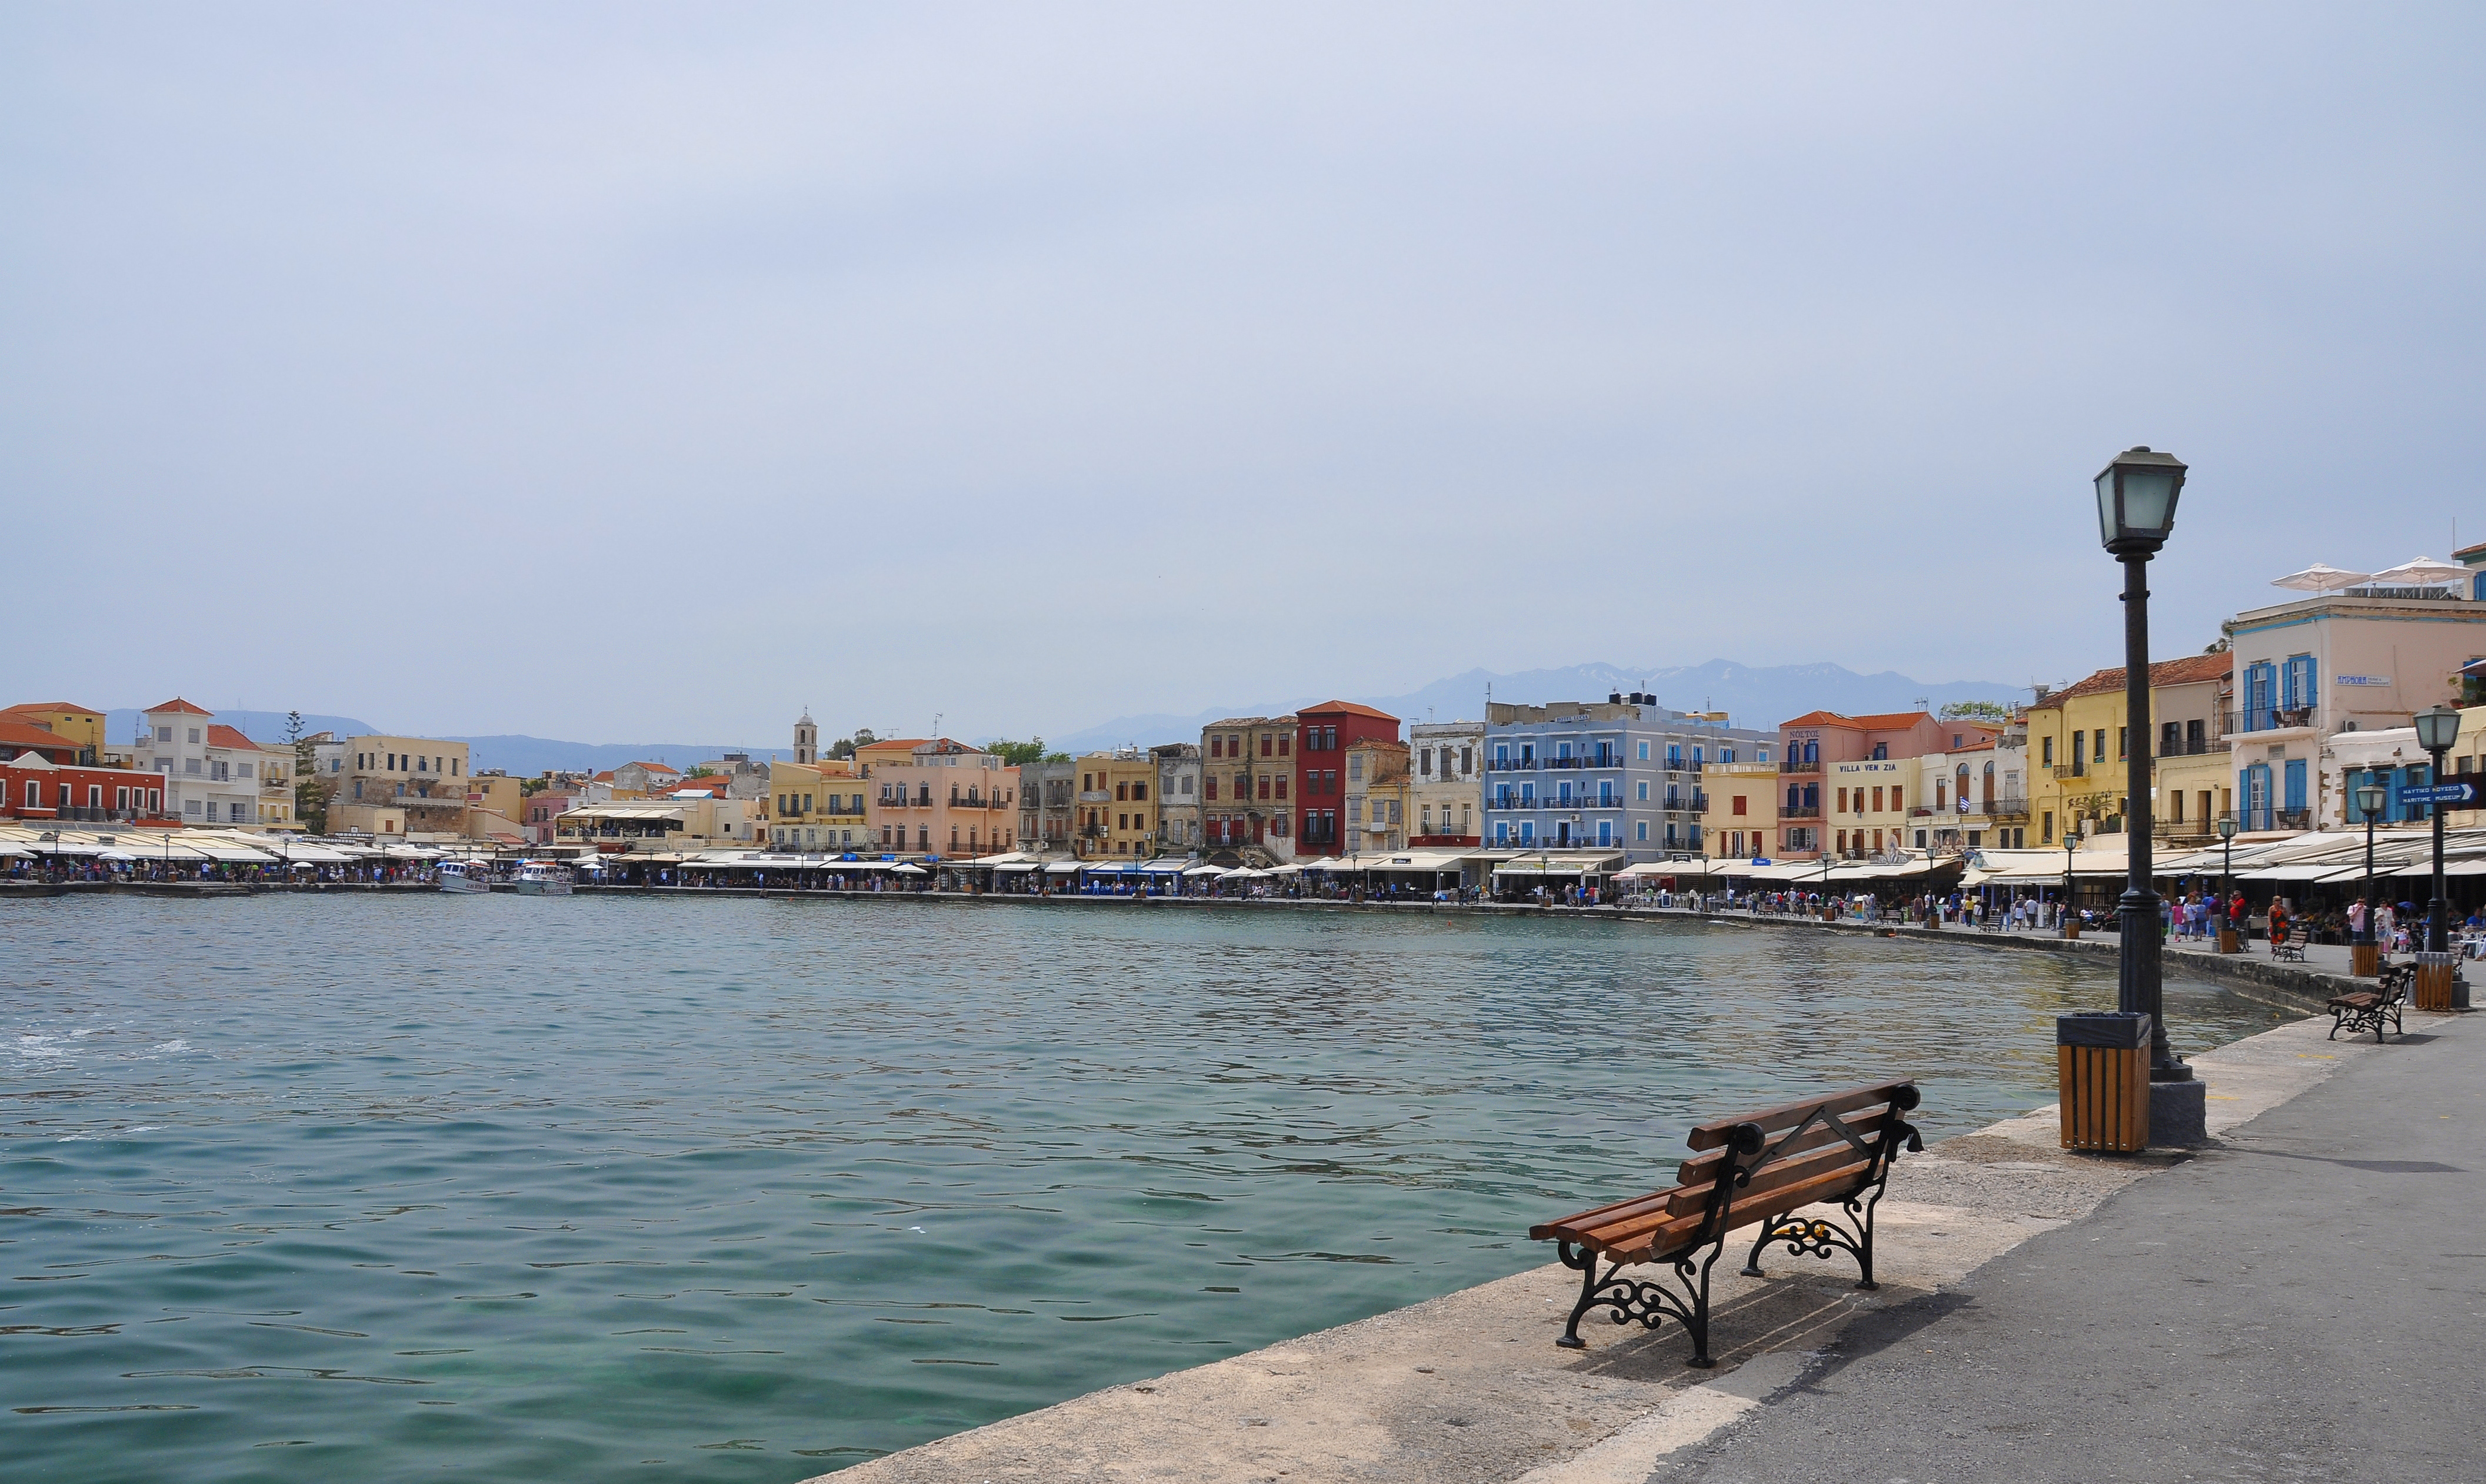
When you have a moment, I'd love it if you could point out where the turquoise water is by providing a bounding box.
[3,895,2284,1481]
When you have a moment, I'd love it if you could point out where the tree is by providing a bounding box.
[828,727,875,761]
[987,738,1050,766]
[1938,701,2012,723]
[685,765,718,779]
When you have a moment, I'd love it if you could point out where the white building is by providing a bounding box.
[137,698,269,829]
[1409,719,1484,845]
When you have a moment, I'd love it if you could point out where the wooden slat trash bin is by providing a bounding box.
[2058,1012,2151,1153]
[2412,952,2458,1012]
[2350,941,2380,978]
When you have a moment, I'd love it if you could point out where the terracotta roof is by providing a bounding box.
[1777,709,1933,731]
[1205,717,1269,729]
[2042,653,2232,705]
[1948,738,1997,753]
[592,770,616,782]
[206,724,258,750]
[4,702,100,715]
[146,697,213,715]
[0,721,76,756]
[2455,540,2486,562]
[629,761,683,775]
[1299,699,1400,722]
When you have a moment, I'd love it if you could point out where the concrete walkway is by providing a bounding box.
[1652,999,2482,1483]
[805,1001,2464,1483]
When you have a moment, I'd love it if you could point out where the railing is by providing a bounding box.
[947,795,997,809]
[2157,735,2229,756]
[1779,806,1821,820]
[42,806,145,823]
[2224,707,2315,735]
[1780,761,1820,775]
[1986,796,2030,820]
[2277,808,2312,830]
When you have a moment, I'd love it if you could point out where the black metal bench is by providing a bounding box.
[2328,964,2407,1042]
[2272,927,2308,962]
[1528,1079,1922,1367]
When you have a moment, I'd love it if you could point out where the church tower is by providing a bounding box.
[794,709,817,766]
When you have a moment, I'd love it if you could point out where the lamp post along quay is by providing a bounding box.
[2414,704,2460,955]
[2216,812,2240,954]
[2097,445,2207,1146]
[2354,781,2387,977]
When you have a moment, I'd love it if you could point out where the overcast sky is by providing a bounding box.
[5,5,2481,744]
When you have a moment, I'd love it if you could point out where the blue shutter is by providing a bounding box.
[2283,759,2306,814]
[2284,655,2316,712]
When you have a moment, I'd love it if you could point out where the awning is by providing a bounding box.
[1182,864,1227,876]
[991,862,1040,873]
[562,804,689,822]
[1139,859,1190,873]
[1045,861,1086,875]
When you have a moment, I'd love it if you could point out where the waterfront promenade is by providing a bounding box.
[811,978,2475,1483]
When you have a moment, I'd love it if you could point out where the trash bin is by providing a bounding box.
[2413,952,2458,1012]
[2350,941,2380,977]
[2058,1012,2151,1153]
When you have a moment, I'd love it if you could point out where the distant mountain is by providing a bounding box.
[1045,659,2029,754]
[438,736,784,776]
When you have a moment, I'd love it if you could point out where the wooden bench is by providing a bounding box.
[2328,963,2407,1042]
[2271,927,2308,962]
[1529,1079,1922,1367]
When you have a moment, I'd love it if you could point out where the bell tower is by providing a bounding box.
[794,709,817,766]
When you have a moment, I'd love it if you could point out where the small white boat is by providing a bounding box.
[435,860,494,894]
[513,861,574,896]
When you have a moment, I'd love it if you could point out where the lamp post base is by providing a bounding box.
[2148,1078,2208,1148]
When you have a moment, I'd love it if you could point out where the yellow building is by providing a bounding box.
[1825,758,1910,858]
[332,734,475,837]
[1,702,107,763]
[257,742,300,830]
[2025,655,2231,848]
[1074,751,1160,858]
[767,759,871,852]
[1701,761,1778,861]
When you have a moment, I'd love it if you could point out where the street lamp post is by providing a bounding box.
[2095,445,2201,1140]
[2414,704,2461,953]
[2355,781,2388,971]
[2062,832,2076,936]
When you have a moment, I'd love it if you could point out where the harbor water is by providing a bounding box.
[2,895,2287,1481]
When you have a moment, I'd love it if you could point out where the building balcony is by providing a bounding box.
[1781,761,1821,775]
[945,795,999,810]
[2157,736,2230,757]
[1779,806,1822,820]
[2224,707,2316,736]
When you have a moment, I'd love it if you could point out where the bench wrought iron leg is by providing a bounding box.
[1549,1239,1719,1367]
[1736,1185,1887,1292]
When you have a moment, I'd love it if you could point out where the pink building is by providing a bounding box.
[1774,711,2000,859]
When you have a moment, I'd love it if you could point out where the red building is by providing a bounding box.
[1293,700,1401,856]
[1,721,174,825]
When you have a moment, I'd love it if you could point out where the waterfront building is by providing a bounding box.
[2024,655,2229,846]
[1825,757,1910,859]
[1341,738,1412,854]
[1,702,106,763]
[688,753,771,801]
[1069,750,1157,859]
[136,701,280,829]
[1019,758,1077,853]
[1152,743,1201,855]
[867,739,1015,856]
[327,732,475,837]
[1775,711,1974,860]
[255,738,299,830]
[766,758,869,851]
[1199,715,1298,859]
[2221,589,2486,831]
[1,719,171,824]
[1408,719,1484,846]
[608,760,685,799]
[1483,695,1768,861]
[555,793,759,849]
[1907,733,2031,855]
[523,786,583,845]
[1701,761,1778,861]
[1293,702,1399,858]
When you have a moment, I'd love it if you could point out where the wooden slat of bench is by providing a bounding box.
[1684,1079,1913,1149]
[1667,1140,1879,1219]
[1539,1153,1882,1263]
[1675,1104,1894,1185]
[1527,1186,1682,1243]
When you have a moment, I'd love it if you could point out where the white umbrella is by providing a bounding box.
[2270,563,2371,592]
[98,849,137,862]
[2368,556,2469,589]
[891,862,928,876]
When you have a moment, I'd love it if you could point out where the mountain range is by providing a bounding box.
[95,660,2025,777]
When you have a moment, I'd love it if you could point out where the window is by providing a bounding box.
[1419,748,1432,776]
[1278,735,1291,756]
[188,728,200,745]
[1871,786,1883,811]
[2094,729,2107,763]
[1459,746,1473,773]
[1209,737,1221,758]
[1180,776,1192,795]
[2117,727,2128,760]
[1638,741,1650,761]
[1837,788,1849,812]
[1260,736,1272,756]
[1635,821,1648,841]
[1274,777,1287,800]
[2042,735,2054,765]
[1636,781,1649,801]
[1257,777,1271,800]
[2041,810,2054,842]
[1205,776,1218,800]
[1731,795,1747,816]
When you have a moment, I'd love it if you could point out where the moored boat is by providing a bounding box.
[512,861,574,896]
[435,860,494,894]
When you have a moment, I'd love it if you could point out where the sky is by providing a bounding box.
[5,4,2482,745]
